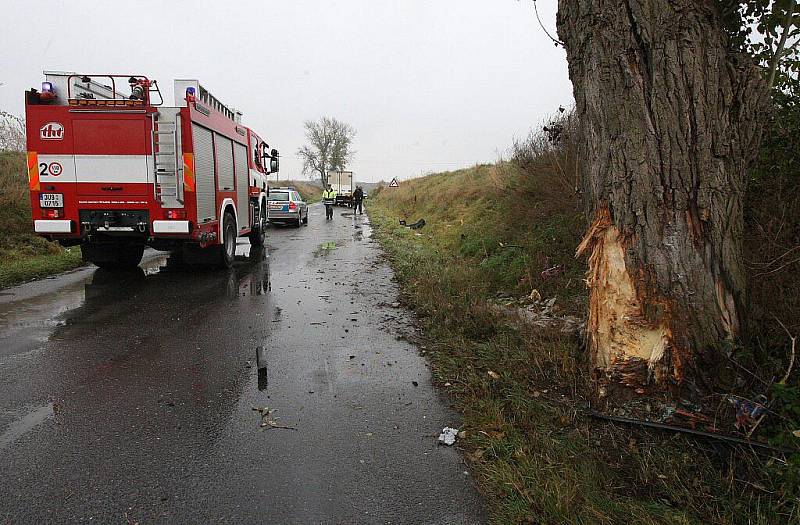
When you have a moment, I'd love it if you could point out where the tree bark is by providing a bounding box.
[557,0,768,398]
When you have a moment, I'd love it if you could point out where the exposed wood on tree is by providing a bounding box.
[558,0,768,397]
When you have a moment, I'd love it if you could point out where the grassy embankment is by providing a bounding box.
[0,151,82,288]
[282,180,323,204]
[368,130,798,522]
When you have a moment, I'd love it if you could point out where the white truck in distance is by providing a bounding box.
[328,170,353,206]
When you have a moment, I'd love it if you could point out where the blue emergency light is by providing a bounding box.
[41,82,53,92]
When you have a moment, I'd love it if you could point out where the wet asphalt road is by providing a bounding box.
[0,203,487,524]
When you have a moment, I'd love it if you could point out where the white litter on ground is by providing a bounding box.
[438,427,459,446]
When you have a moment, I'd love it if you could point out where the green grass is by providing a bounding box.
[0,246,83,288]
[0,151,84,289]
[283,180,323,204]
[368,159,798,524]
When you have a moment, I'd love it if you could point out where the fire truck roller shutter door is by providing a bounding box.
[215,133,234,192]
[233,142,249,229]
[192,124,216,223]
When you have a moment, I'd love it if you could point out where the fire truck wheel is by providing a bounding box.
[81,242,144,270]
[248,208,266,247]
[117,243,145,268]
[218,212,236,268]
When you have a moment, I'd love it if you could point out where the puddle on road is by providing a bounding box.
[313,216,373,255]
[0,403,54,450]
[361,221,373,239]
[0,254,168,365]
[0,244,273,366]
[350,213,373,240]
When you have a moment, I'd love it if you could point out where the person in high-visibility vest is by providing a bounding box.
[322,185,337,221]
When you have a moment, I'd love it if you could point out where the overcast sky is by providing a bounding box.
[0,0,570,183]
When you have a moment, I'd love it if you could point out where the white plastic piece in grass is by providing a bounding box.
[438,427,459,446]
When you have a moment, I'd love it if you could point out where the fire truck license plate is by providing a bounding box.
[39,193,64,208]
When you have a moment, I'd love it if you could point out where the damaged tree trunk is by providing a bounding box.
[556,1,767,398]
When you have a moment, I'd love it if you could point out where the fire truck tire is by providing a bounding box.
[117,243,145,268]
[248,206,266,247]
[218,212,236,268]
[81,242,144,270]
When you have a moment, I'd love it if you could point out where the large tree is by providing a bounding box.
[297,117,356,187]
[0,111,25,152]
[556,1,772,398]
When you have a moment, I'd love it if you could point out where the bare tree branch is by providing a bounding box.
[0,111,25,152]
[766,0,797,92]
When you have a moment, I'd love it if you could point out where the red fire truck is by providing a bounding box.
[24,71,279,268]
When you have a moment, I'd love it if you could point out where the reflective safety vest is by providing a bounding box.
[323,190,337,202]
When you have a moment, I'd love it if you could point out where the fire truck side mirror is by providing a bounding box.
[261,146,279,174]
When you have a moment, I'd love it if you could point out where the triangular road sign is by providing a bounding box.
[388,177,399,188]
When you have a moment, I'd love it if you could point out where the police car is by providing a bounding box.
[267,187,308,227]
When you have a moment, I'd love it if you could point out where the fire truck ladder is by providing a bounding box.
[151,110,183,206]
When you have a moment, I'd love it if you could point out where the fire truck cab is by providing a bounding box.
[25,71,279,268]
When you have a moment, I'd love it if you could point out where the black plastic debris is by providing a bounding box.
[399,219,426,230]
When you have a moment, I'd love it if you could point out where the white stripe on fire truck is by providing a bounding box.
[35,154,75,183]
[37,155,152,184]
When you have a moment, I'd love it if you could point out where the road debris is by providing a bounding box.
[256,346,269,391]
[589,410,794,454]
[487,370,500,380]
[540,264,565,279]
[490,293,584,334]
[438,427,459,446]
[728,395,768,431]
[252,406,297,432]
[399,218,426,230]
[256,346,267,368]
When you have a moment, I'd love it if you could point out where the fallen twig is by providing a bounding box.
[776,320,796,386]
[260,420,298,431]
[252,405,298,431]
[589,410,794,455]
